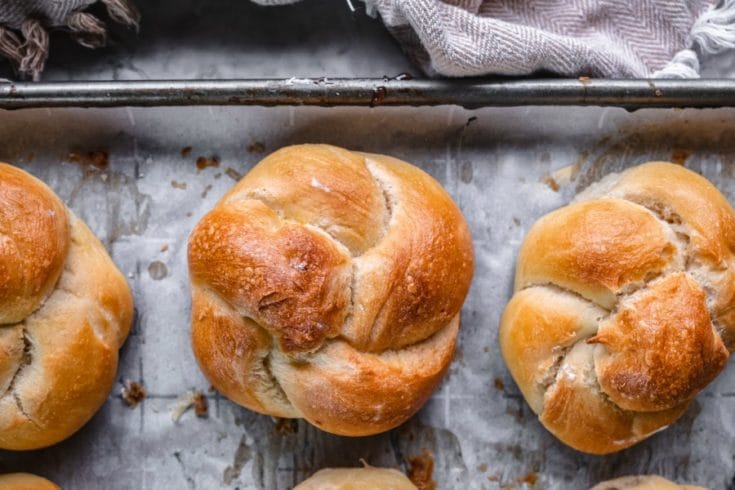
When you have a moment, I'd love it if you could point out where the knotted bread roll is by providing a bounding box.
[500,162,735,454]
[591,475,706,490]
[295,466,417,490]
[0,164,133,450]
[0,473,60,489]
[188,144,473,436]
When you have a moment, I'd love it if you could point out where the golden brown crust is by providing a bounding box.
[191,285,298,418]
[226,144,388,256]
[539,342,687,455]
[591,274,728,412]
[0,165,133,450]
[577,162,735,348]
[598,162,735,266]
[590,475,706,490]
[0,164,68,325]
[274,318,458,436]
[0,473,60,490]
[295,467,417,490]
[516,199,675,309]
[189,144,473,436]
[347,154,473,352]
[500,162,735,454]
[499,287,604,414]
[189,200,351,353]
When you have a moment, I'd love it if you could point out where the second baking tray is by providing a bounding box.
[0,103,734,489]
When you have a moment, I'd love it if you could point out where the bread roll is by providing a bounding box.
[591,475,706,490]
[500,162,735,454]
[295,467,417,490]
[188,144,473,435]
[0,473,60,490]
[0,164,133,450]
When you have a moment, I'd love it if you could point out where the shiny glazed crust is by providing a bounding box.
[0,473,60,490]
[188,144,473,436]
[500,162,735,454]
[0,164,133,450]
[295,467,417,490]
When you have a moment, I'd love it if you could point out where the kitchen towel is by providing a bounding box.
[0,0,139,80]
[363,0,735,78]
[2,0,734,79]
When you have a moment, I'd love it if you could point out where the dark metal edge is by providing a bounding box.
[2,78,735,109]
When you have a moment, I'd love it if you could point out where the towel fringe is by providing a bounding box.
[67,12,107,49]
[654,49,700,78]
[0,0,140,80]
[0,27,23,65]
[101,0,141,31]
[690,0,735,53]
[655,0,735,78]
[18,19,49,82]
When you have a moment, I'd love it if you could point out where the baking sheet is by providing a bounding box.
[0,105,734,489]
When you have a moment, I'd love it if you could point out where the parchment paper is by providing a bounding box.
[0,105,733,489]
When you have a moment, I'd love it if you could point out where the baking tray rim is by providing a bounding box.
[2,78,735,109]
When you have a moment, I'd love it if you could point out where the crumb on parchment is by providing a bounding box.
[194,391,209,418]
[273,417,297,435]
[196,155,220,171]
[407,449,436,490]
[68,148,109,168]
[225,167,243,181]
[172,390,209,421]
[541,175,559,192]
[247,141,265,153]
[121,380,146,407]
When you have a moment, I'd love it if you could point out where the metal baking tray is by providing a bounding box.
[2,78,735,109]
[0,99,733,490]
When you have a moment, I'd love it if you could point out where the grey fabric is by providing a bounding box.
[0,0,96,29]
[3,0,734,79]
[0,0,139,79]
[250,0,735,78]
[365,0,724,78]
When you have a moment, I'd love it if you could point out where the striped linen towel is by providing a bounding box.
[363,0,735,78]
[2,0,734,80]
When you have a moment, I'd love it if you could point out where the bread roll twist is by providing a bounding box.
[0,473,60,489]
[188,144,473,436]
[591,475,706,490]
[295,467,417,490]
[0,164,133,450]
[500,162,735,454]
